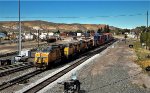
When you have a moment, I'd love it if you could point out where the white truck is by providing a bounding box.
[14,50,31,62]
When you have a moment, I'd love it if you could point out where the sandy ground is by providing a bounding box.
[0,41,47,54]
[0,37,73,55]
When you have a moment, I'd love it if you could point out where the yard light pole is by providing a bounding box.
[18,0,22,55]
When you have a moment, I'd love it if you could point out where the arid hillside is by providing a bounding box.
[0,20,118,33]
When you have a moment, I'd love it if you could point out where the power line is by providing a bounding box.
[0,13,148,19]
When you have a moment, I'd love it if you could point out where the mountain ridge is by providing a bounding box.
[0,20,119,33]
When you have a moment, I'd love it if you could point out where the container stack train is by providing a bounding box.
[34,33,113,69]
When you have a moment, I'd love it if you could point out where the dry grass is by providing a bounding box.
[133,41,150,68]
[138,60,150,68]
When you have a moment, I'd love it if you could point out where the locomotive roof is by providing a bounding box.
[51,44,59,47]
[42,45,59,52]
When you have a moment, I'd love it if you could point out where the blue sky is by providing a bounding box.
[0,1,149,29]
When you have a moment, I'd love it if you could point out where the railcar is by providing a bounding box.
[94,33,112,46]
[73,42,81,54]
[103,33,113,43]
[93,34,100,47]
[89,39,94,48]
[82,39,93,50]
[79,40,87,52]
[99,35,105,45]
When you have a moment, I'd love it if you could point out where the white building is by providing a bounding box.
[0,33,6,38]
[24,34,34,40]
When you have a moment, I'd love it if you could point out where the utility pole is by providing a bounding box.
[38,30,39,48]
[85,31,87,40]
[18,0,22,55]
[146,11,149,49]
[147,11,148,32]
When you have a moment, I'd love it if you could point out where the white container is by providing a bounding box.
[21,50,31,57]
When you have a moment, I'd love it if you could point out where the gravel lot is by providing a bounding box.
[45,40,150,93]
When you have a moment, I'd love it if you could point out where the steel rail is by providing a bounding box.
[0,63,33,77]
[0,70,42,91]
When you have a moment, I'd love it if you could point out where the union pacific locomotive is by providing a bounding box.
[34,33,113,69]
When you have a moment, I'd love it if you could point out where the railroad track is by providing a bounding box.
[0,40,115,92]
[0,62,34,77]
[0,62,30,70]
[22,41,115,93]
[0,70,42,91]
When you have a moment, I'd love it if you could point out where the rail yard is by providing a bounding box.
[0,32,150,93]
[0,1,149,93]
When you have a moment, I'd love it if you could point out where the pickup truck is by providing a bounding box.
[14,55,28,62]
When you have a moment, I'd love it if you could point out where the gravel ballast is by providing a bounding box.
[44,41,150,93]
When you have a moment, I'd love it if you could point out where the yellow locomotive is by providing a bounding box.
[34,45,61,68]
[34,43,76,68]
[78,40,87,52]
[73,42,81,53]
[64,43,75,59]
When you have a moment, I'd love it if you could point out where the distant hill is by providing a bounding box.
[0,20,119,33]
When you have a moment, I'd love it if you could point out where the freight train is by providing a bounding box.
[34,33,113,69]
